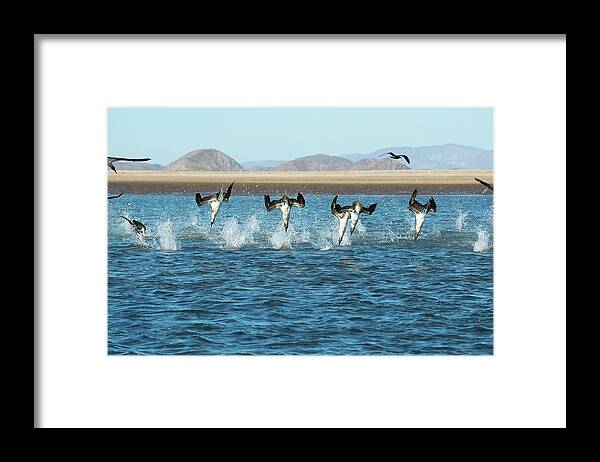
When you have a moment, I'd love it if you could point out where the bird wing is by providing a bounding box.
[427,197,437,213]
[359,203,377,215]
[399,154,411,164]
[108,192,123,199]
[196,193,216,207]
[409,189,425,214]
[223,181,235,202]
[474,177,493,191]
[108,156,151,162]
[331,196,353,217]
[330,195,345,218]
[410,201,425,214]
[264,195,284,212]
[289,192,305,208]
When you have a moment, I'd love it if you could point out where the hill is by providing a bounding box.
[275,154,353,171]
[167,149,245,171]
[350,158,409,171]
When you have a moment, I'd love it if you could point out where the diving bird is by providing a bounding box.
[195,181,235,227]
[120,216,146,239]
[408,189,436,240]
[330,195,377,245]
[379,152,410,164]
[108,192,123,200]
[107,156,151,173]
[474,177,493,192]
[264,192,305,232]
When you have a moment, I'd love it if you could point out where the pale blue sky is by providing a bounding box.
[108,108,493,165]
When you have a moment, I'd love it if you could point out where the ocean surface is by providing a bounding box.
[108,194,493,355]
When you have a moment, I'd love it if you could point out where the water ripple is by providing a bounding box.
[108,194,493,355]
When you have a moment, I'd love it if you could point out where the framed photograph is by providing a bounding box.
[35,35,566,428]
[107,107,494,356]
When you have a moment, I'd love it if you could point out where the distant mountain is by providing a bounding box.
[343,144,493,169]
[275,154,354,171]
[122,144,491,172]
[241,159,282,170]
[112,162,165,171]
[167,149,245,171]
[350,158,409,171]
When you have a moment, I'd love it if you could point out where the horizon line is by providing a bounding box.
[111,142,493,166]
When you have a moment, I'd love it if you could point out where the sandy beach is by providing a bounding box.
[107,169,494,195]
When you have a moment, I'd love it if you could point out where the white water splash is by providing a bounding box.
[194,214,213,236]
[455,209,468,231]
[355,220,366,237]
[155,219,177,250]
[304,224,335,251]
[270,225,293,250]
[247,215,260,234]
[473,227,491,252]
[408,216,416,233]
[297,228,312,244]
[220,218,244,248]
[221,218,243,248]
[138,235,151,248]
[221,215,261,249]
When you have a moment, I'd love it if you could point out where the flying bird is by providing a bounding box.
[120,216,146,239]
[195,182,235,227]
[107,156,151,173]
[379,152,410,164]
[264,192,305,232]
[474,177,493,192]
[108,192,123,200]
[408,189,436,240]
[330,195,377,245]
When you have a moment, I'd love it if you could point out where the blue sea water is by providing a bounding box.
[108,194,493,355]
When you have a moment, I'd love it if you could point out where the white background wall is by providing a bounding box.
[36,36,566,428]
